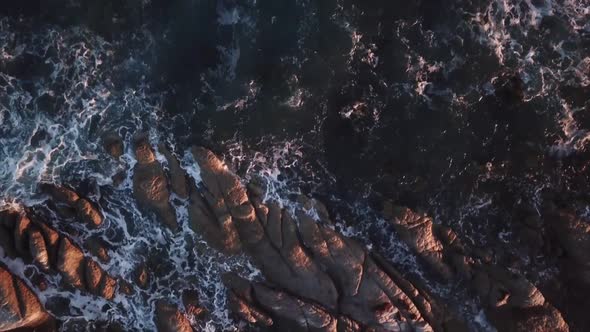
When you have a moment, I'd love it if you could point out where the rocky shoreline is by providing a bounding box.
[0,134,585,331]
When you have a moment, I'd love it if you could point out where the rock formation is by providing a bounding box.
[383,204,569,332]
[102,131,125,159]
[0,264,53,331]
[0,208,119,300]
[132,133,178,231]
[0,147,580,331]
[189,147,466,331]
[154,300,193,332]
[41,183,103,227]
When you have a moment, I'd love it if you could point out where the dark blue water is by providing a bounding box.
[0,0,589,330]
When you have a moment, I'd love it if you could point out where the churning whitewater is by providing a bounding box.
[0,0,589,331]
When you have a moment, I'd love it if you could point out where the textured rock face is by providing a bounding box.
[190,147,463,331]
[102,131,125,159]
[41,183,104,227]
[132,133,178,231]
[0,147,579,331]
[547,210,590,287]
[154,300,192,332]
[159,143,189,199]
[0,265,52,331]
[383,203,569,332]
[0,208,119,300]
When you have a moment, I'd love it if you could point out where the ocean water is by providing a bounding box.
[0,0,589,330]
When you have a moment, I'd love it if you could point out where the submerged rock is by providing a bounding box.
[102,131,125,159]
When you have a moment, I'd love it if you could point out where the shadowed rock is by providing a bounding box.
[546,209,590,288]
[192,147,338,310]
[0,208,120,301]
[187,147,243,254]
[75,199,103,227]
[383,203,569,332]
[41,184,103,228]
[102,131,125,159]
[0,264,52,331]
[154,300,192,332]
[132,133,178,231]
[182,290,206,319]
[383,205,454,280]
[158,143,190,199]
[190,147,464,331]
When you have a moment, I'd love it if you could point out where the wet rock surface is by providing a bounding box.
[154,300,192,332]
[132,133,179,231]
[1,0,590,330]
[192,148,465,331]
[383,204,569,332]
[0,146,586,331]
[0,264,52,331]
[0,208,119,300]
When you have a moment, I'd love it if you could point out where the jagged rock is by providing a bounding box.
[57,237,86,289]
[253,283,338,331]
[382,205,569,332]
[154,300,192,332]
[40,184,79,206]
[189,147,466,331]
[298,211,365,298]
[490,304,569,332]
[187,147,243,254]
[14,214,32,255]
[546,209,590,287]
[193,147,339,310]
[86,237,111,264]
[251,209,339,311]
[37,221,61,266]
[103,131,125,158]
[98,274,118,300]
[0,208,121,300]
[383,203,453,280]
[85,259,105,293]
[182,289,206,318]
[29,228,50,271]
[75,198,103,227]
[223,273,273,326]
[118,279,135,296]
[158,144,189,199]
[133,263,150,289]
[42,184,104,228]
[0,265,52,330]
[132,134,178,231]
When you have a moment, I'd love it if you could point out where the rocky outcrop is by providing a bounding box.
[189,147,465,331]
[154,300,192,332]
[0,264,53,331]
[159,143,190,199]
[187,147,242,254]
[41,184,103,227]
[0,208,119,300]
[182,290,206,319]
[102,131,125,159]
[540,207,590,332]
[132,133,178,231]
[383,203,569,332]
[546,209,590,288]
